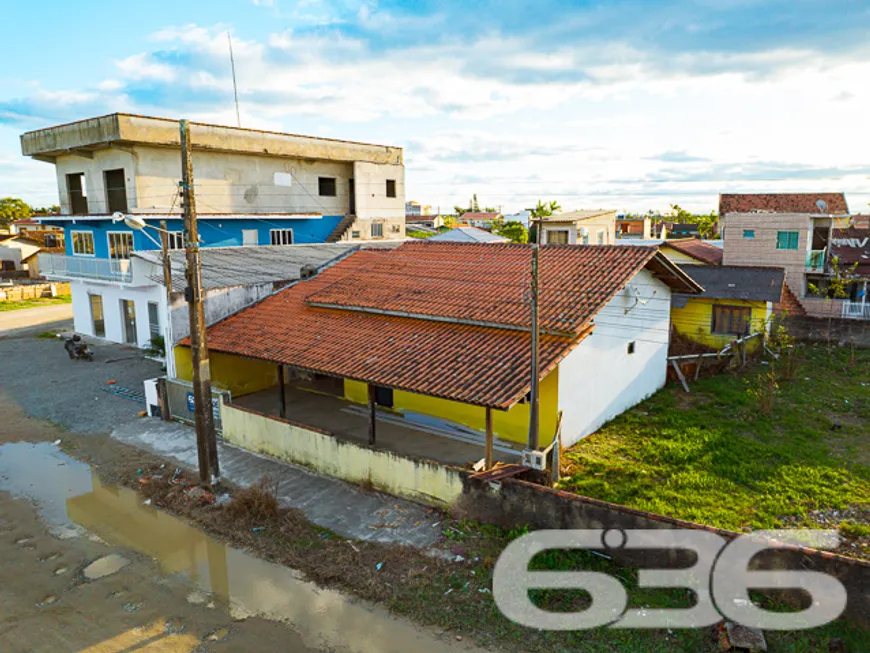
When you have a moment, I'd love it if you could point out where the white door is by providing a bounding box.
[242,229,259,246]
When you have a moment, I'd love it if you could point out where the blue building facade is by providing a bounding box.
[42,214,344,257]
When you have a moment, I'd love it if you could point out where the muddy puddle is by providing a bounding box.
[0,442,461,653]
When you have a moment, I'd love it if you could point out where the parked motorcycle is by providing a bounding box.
[64,335,94,361]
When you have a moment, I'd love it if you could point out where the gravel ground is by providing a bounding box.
[0,332,163,434]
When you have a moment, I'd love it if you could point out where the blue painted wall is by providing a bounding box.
[41,215,344,257]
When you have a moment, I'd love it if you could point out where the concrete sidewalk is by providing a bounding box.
[112,418,444,548]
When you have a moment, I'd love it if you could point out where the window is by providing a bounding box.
[371,222,384,238]
[547,230,569,245]
[776,231,799,250]
[242,229,259,246]
[711,305,751,336]
[167,232,184,250]
[318,177,337,197]
[386,179,397,198]
[743,229,755,239]
[351,230,360,239]
[67,173,88,214]
[104,168,128,213]
[107,232,134,260]
[147,302,160,339]
[44,233,63,248]
[597,230,605,245]
[90,294,105,337]
[627,341,636,355]
[72,231,95,256]
[270,228,294,245]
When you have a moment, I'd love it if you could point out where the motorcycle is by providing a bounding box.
[64,335,94,361]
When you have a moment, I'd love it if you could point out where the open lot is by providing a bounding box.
[561,345,870,544]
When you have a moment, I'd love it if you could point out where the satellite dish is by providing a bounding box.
[816,199,828,213]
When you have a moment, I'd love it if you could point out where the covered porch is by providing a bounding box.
[232,380,524,468]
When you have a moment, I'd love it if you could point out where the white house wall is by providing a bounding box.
[557,268,671,446]
[69,278,167,349]
[54,149,138,215]
[169,282,278,342]
[352,162,405,220]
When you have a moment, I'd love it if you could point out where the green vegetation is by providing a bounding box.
[406,229,435,239]
[0,294,72,312]
[494,220,528,243]
[0,197,33,228]
[560,345,870,532]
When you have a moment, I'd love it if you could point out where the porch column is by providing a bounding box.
[485,407,494,470]
[277,365,286,419]
[367,384,377,445]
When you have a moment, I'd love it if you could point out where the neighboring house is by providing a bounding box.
[12,218,65,246]
[406,214,445,229]
[0,236,42,272]
[719,192,854,318]
[659,238,723,266]
[462,212,502,229]
[23,113,406,347]
[174,242,700,448]
[405,201,432,217]
[537,209,617,245]
[671,266,785,352]
[653,222,700,239]
[428,226,508,243]
[616,216,652,239]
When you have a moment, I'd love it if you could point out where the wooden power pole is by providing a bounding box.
[527,242,540,451]
[180,119,220,484]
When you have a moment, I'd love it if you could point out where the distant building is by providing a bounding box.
[616,216,651,239]
[462,212,502,229]
[406,214,445,230]
[503,210,530,228]
[428,227,508,243]
[537,209,617,245]
[405,201,432,217]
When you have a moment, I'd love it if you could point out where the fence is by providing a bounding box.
[0,282,70,302]
[164,377,232,434]
[38,253,131,283]
[842,300,870,321]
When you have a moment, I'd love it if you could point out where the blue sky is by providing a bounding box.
[2,0,870,213]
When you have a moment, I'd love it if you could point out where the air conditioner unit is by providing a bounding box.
[522,449,546,471]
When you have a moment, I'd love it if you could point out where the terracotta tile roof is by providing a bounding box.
[719,193,848,216]
[197,242,699,409]
[462,212,501,220]
[306,242,675,336]
[662,238,723,266]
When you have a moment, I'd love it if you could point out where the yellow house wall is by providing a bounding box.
[173,347,278,397]
[221,403,465,507]
[343,368,559,446]
[671,298,768,351]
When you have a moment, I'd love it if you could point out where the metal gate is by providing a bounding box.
[164,377,232,434]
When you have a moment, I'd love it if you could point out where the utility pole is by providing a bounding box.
[180,119,220,485]
[527,241,540,451]
[160,219,173,294]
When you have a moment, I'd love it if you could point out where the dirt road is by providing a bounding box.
[0,302,73,336]
[0,397,477,653]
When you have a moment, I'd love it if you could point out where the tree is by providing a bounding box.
[530,199,561,220]
[453,206,468,217]
[496,221,528,243]
[471,193,480,212]
[0,197,33,228]
[33,205,60,215]
[668,203,719,239]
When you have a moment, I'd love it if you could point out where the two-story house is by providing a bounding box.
[719,192,860,318]
[21,113,406,349]
[537,209,617,245]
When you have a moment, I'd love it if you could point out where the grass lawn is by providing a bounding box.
[560,345,870,535]
[0,294,71,312]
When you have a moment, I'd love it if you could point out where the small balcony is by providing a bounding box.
[806,249,826,272]
[38,253,132,283]
[842,301,870,320]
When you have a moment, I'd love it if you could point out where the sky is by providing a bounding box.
[2,0,870,214]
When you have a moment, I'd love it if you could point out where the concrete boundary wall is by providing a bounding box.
[457,476,870,624]
[221,403,465,507]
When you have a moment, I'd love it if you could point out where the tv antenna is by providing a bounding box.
[227,31,241,127]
